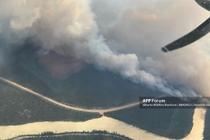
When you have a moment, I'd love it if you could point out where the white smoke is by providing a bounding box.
[92,0,210,96]
[0,0,210,96]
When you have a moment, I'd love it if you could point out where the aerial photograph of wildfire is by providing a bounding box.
[0,0,210,140]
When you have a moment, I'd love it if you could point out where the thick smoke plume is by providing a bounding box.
[0,0,210,96]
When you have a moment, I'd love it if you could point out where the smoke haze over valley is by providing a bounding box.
[0,0,210,96]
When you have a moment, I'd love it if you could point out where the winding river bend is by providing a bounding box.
[0,108,206,140]
[0,77,207,140]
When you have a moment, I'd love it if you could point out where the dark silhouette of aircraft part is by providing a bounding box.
[162,0,210,52]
